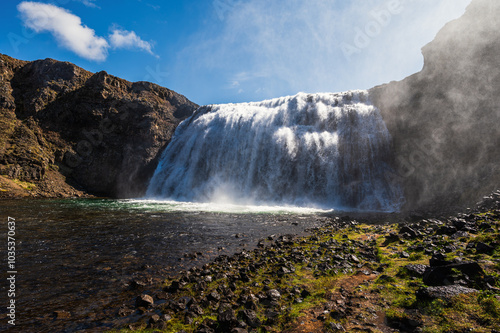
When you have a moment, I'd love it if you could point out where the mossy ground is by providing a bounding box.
[111,208,500,333]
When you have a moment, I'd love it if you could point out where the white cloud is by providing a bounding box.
[17,1,157,61]
[18,1,108,61]
[109,29,157,57]
[78,0,99,9]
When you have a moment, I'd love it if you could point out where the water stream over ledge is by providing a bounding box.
[0,199,329,332]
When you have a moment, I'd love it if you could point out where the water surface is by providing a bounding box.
[0,199,327,332]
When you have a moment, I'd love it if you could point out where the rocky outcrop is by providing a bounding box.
[370,0,500,212]
[0,54,198,198]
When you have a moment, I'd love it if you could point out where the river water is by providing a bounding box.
[0,199,329,332]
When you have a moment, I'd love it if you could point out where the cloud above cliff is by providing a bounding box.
[17,1,155,61]
[109,29,156,57]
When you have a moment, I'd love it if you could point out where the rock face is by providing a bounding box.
[370,0,500,212]
[0,54,198,197]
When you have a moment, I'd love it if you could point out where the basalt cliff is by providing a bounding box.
[0,55,197,198]
[371,0,500,212]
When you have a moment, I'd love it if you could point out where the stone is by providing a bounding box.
[423,262,485,287]
[266,289,281,300]
[135,294,154,308]
[399,226,419,239]
[416,285,478,301]
[207,291,221,302]
[475,242,494,254]
[240,309,261,328]
[53,310,71,319]
[327,322,346,331]
[218,308,237,326]
[231,328,248,333]
[404,264,428,276]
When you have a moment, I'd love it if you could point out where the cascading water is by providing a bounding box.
[146,90,404,212]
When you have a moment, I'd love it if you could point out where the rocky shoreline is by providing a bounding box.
[115,191,500,333]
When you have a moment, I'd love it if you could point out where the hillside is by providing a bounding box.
[0,54,198,198]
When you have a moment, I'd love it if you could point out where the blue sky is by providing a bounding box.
[0,0,470,105]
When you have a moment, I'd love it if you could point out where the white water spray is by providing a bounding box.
[147,90,404,212]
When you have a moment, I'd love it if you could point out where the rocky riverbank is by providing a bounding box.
[117,190,500,333]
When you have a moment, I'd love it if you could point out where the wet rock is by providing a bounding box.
[118,307,134,317]
[130,278,147,290]
[148,314,160,325]
[53,310,71,319]
[416,285,478,301]
[135,294,154,308]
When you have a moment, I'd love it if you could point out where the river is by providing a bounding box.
[0,198,329,332]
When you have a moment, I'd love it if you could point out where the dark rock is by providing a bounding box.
[130,279,147,289]
[400,251,410,259]
[218,308,237,326]
[475,242,494,254]
[349,254,360,263]
[266,289,281,300]
[416,285,478,301]
[231,328,248,333]
[207,291,221,302]
[327,322,346,331]
[53,310,71,320]
[429,253,452,267]
[404,264,428,276]
[423,262,485,287]
[135,294,154,308]
[189,304,204,316]
[399,226,420,239]
[148,314,160,325]
[240,309,261,328]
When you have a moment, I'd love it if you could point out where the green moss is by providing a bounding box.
[13,179,36,191]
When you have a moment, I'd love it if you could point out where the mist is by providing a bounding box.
[174,0,470,104]
[370,0,500,211]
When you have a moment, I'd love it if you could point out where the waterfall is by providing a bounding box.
[146,90,404,212]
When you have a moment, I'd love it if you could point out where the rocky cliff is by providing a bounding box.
[370,0,500,212]
[0,54,198,198]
